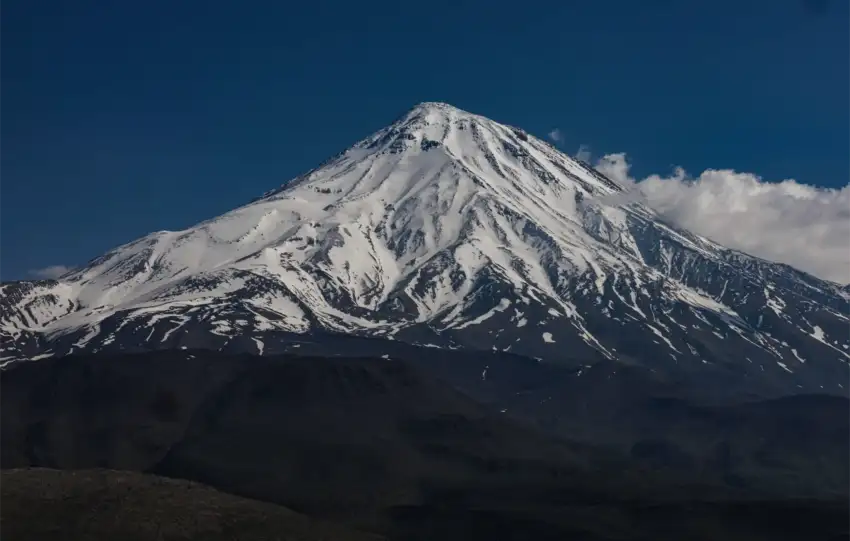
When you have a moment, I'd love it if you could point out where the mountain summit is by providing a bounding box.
[2,102,848,397]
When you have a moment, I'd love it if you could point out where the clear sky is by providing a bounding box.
[2,0,848,280]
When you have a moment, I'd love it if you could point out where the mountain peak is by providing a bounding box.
[393,101,483,132]
[289,99,624,202]
[390,101,472,130]
[409,101,460,112]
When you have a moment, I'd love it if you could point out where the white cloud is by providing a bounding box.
[30,265,73,280]
[575,144,592,164]
[594,153,850,283]
[547,128,564,144]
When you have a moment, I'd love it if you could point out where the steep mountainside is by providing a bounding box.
[2,102,848,397]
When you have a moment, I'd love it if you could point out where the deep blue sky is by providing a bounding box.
[2,0,847,280]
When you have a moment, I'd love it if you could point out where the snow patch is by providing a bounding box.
[452,298,512,330]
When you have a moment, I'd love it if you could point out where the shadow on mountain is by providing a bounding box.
[2,350,848,540]
[288,336,849,497]
[465,358,850,498]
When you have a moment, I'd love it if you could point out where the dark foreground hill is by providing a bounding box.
[2,350,848,540]
[2,469,847,541]
[1,468,383,541]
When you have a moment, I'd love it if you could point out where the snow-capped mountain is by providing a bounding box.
[2,102,848,396]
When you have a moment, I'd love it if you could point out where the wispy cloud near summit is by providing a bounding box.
[30,265,73,280]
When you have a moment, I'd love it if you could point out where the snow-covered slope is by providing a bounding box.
[2,102,848,396]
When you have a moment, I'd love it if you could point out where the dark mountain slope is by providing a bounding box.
[229,336,850,497]
[1,350,616,519]
[2,350,847,540]
[449,357,850,497]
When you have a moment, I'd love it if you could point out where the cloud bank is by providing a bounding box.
[594,153,850,283]
[30,265,73,280]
